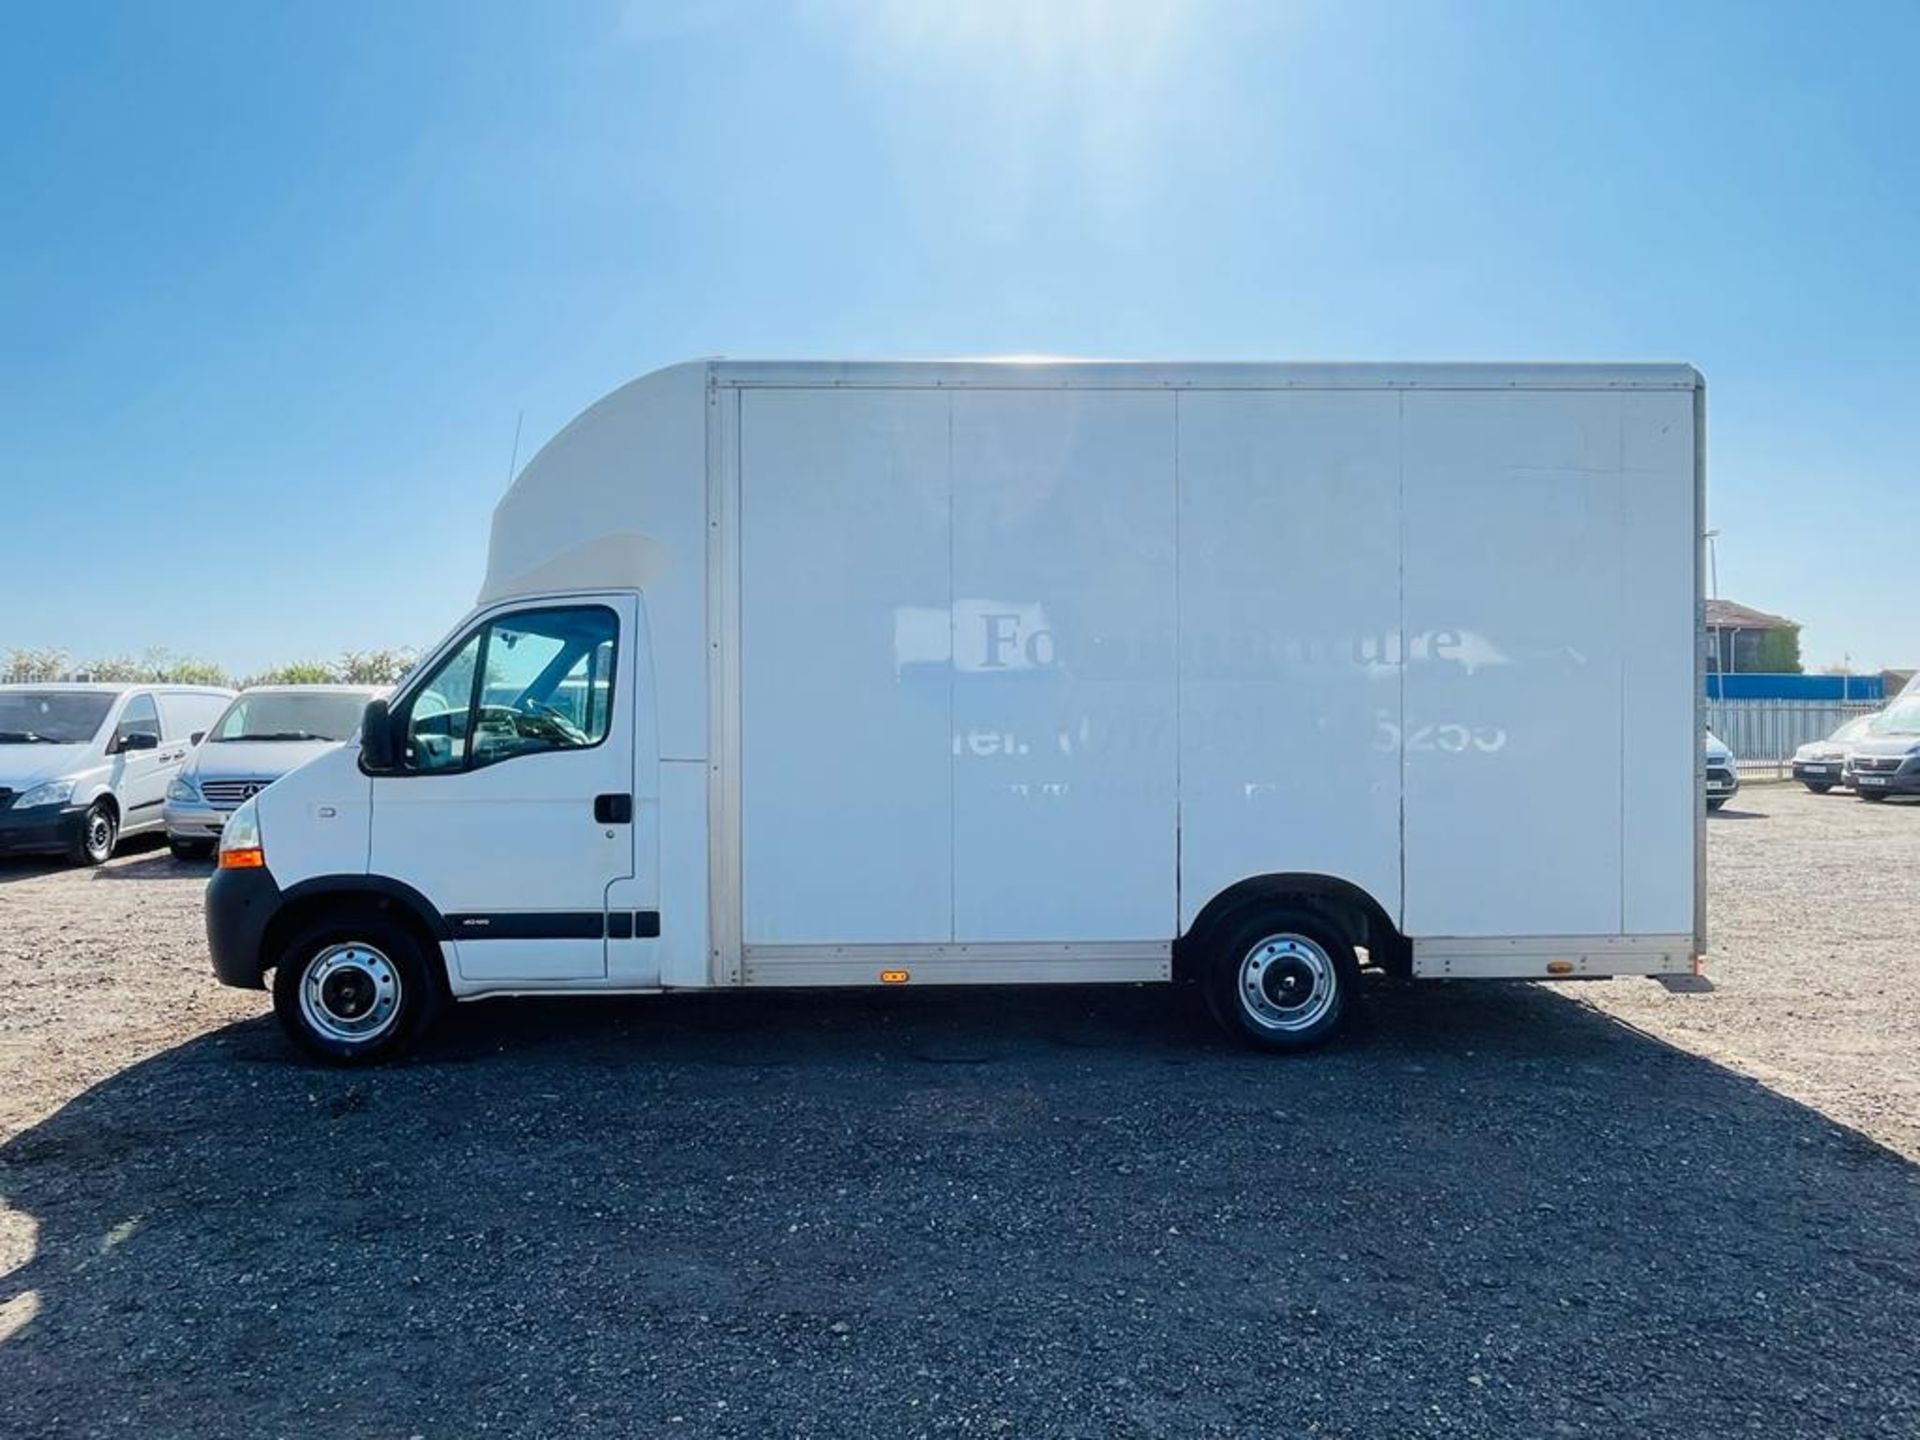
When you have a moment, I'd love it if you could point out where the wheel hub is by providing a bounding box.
[1238,934,1338,1033]
[300,944,402,1043]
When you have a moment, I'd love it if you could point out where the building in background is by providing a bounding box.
[1705,599,1801,675]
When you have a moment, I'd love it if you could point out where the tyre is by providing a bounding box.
[169,837,215,861]
[1204,906,1359,1053]
[1707,797,1727,812]
[1859,790,1887,803]
[66,801,118,867]
[271,909,446,1065]
[1804,783,1833,795]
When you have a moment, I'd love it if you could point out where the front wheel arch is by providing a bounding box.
[260,883,449,992]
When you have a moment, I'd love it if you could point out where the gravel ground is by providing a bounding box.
[1,786,1917,1438]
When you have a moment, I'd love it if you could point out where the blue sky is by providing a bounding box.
[2,0,1914,675]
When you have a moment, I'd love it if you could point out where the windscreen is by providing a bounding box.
[210,692,369,743]
[1869,701,1920,737]
[0,691,115,744]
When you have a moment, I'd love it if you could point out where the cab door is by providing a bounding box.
[370,597,637,983]
[110,692,175,832]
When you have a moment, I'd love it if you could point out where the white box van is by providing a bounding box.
[205,360,1707,1063]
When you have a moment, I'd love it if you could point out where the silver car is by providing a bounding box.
[164,685,385,858]
[1705,730,1739,811]
[1791,713,1876,793]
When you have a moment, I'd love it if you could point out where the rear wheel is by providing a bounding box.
[1204,907,1359,1053]
[272,910,445,1065]
[66,801,117,867]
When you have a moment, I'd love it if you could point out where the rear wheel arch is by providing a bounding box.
[1177,873,1406,982]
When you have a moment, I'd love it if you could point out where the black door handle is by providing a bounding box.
[594,793,633,824]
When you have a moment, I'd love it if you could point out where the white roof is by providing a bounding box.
[235,684,388,696]
[0,681,233,695]
[706,358,1704,391]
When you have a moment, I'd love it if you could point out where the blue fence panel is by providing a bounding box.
[1704,673,1883,702]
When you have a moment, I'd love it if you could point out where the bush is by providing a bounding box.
[244,661,338,687]
[2,648,70,683]
[5,645,418,689]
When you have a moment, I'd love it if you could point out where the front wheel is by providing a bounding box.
[169,837,215,861]
[1707,797,1728,812]
[1804,782,1833,795]
[271,911,445,1065]
[66,801,117,867]
[1859,790,1888,803]
[1205,908,1359,1053]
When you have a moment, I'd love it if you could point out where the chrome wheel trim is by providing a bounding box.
[299,943,403,1044]
[1237,933,1339,1033]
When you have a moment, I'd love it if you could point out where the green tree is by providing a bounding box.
[245,660,339,686]
[337,648,419,685]
[78,648,234,686]
[2,648,70,683]
[1753,627,1803,674]
[80,654,150,682]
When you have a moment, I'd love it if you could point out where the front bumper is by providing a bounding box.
[1705,767,1740,801]
[163,799,230,840]
[206,863,283,989]
[0,803,87,855]
[1852,764,1920,796]
[1792,760,1846,786]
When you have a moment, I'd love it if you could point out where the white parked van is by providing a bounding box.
[206,360,1707,1063]
[1,683,234,865]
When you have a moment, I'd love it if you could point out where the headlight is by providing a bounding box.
[167,777,200,803]
[216,796,265,869]
[12,779,76,809]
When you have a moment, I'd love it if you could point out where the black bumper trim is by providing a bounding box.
[206,864,283,989]
[0,804,86,856]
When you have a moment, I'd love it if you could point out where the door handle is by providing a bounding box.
[594,793,633,824]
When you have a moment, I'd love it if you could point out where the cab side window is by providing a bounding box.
[402,633,483,773]
[399,607,617,774]
[114,694,161,751]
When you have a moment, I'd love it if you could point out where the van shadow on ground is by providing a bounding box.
[3,981,1917,1439]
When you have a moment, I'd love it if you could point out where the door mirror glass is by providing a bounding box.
[116,730,159,753]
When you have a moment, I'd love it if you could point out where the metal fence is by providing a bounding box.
[1706,698,1881,775]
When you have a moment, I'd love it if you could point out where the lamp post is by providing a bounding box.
[1705,529,1722,697]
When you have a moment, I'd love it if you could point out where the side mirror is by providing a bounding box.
[190,731,207,745]
[359,698,398,773]
[116,730,159,753]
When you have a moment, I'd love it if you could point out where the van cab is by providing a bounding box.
[0,683,234,865]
